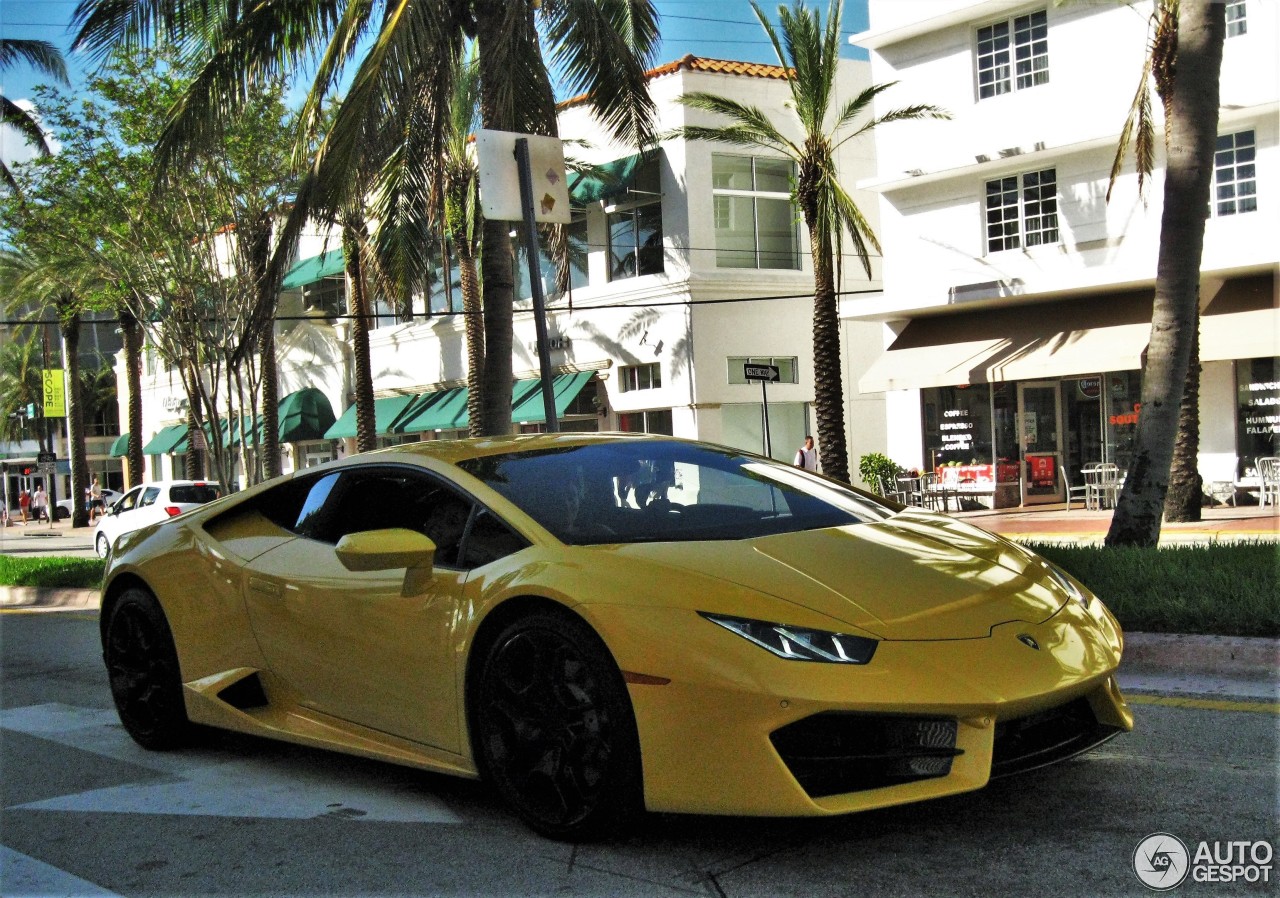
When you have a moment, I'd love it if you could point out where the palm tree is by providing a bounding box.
[1104,0,1225,547]
[669,0,947,483]
[0,331,43,443]
[0,39,68,193]
[72,0,660,437]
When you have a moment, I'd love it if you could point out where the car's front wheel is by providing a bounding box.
[103,588,191,750]
[95,533,110,558]
[472,609,642,841]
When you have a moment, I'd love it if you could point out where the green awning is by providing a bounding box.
[278,388,337,442]
[174,420,226,454]
[225,416,264,449]
[396,388,469,434]
[282,249,345,289]
[324,394,416,440]
[141,424,188,455]
[569,154,644,205]
[109,433,130,457]
[511,371,595,424]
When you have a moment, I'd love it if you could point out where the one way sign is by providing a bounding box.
[743,364,780,382]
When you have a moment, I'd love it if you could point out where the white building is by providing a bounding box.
[118,55,891,486]
[848,0,1278,505]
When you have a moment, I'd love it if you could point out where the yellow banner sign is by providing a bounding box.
[42,369,66,418]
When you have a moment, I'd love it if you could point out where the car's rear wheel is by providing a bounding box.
[103,588,191,750]
[95,533,110,558]
[473,609,642,841]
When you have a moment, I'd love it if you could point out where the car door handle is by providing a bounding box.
[248,576,282,598]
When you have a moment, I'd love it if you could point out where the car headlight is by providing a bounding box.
[1045,563,1091,609]
[699,612,878,664]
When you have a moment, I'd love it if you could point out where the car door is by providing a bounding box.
[241,465,475,752]
[99,486,145,543]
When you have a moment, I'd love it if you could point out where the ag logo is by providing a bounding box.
[1134,832,1190,890]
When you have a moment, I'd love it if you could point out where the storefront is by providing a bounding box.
[861,275,1278,508]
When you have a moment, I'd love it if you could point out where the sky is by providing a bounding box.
[0,0,871,104]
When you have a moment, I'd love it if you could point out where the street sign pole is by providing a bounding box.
[513,138,560,433]
[743,363,782,459]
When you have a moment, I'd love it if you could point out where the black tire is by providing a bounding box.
[95,533,111,558]
[472,609,642,841]
[103,587,191,750]
[55,506,69,520]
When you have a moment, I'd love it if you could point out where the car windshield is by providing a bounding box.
[169,484,222,504]
[456,440,895,545]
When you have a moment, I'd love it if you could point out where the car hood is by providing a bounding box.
[613,509,1065,641]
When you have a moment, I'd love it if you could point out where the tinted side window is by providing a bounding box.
[462,509,529,568]
[139,487,161,507]
[117,488,142,513]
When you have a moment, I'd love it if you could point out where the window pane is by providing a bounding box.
[756,198,801,269]
[712,154,754,190]
[636,202,665,276]
[754,158,793,193]
[608,210,637,279]
[715,196,758,268]
[645,409,674,435]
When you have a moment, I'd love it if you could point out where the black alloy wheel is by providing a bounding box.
[103,588,191,750]
[473,610,642,841]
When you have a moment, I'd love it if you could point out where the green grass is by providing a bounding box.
[2,545,1277,638]
[0,556,105,589]
[1027,542,1280,638]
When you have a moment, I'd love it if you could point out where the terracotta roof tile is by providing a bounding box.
[559,55,789,109]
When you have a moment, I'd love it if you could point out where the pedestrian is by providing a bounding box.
[89,476,105,523]
[31,483,48,523]
[794,435,819,472]
[18,488,30,524]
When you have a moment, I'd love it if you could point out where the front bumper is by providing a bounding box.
[580,597,1132,817]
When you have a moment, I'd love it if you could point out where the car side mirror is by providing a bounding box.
[335,528,436,596]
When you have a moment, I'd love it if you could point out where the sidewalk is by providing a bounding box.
[954,501,1279,544]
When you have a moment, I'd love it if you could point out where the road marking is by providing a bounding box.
[1,703,461,824]
[1127,694,1280,715]
[0,846,124,897]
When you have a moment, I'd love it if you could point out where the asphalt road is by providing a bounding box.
[2,611,1276,898]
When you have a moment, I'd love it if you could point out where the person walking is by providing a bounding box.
[794,436,819,472]
[89,476,105,523]
[18,488,30,524]
[31,483,49,523]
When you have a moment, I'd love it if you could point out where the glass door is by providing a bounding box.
[1017,382,1064,505]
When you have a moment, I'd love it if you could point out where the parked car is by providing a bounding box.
[97,435,1131,840]
[55,488,123,521]
[93,480,223,558]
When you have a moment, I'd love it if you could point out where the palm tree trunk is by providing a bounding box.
[120,306,144,488]
[259,322,281,478]
[1106,0,1223,547]
[449,188,486,438]
[61,311,90,528]
[799,173,850,483]
[1164,319,1202,521]
[343,220,377,453]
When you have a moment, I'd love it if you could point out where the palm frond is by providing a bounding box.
[0,39,70,83]
[543,0,660,148]
[674,92,797,155]
[1,95,55,155]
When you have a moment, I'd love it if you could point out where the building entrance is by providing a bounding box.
[1016,382,1064,504]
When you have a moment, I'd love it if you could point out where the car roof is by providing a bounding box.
[369,431,674,466]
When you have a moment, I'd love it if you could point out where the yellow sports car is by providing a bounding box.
[100,433,1132,839]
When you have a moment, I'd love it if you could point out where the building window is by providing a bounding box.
[727,356,798,385]
[617,409,674,435]
[607,159,663,281]
[985,168,1057,252]
[1226,1,1247,37]
[620,363,661,392]
[976,9,1048,99]
[1214,130,1256,216]
[712,155,801,270]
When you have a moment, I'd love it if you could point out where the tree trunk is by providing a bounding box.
[1164,318,1202,521]
[259,321,281,479]
[1106,0,1223,547]
[120,306,145,488]
[798,167,849,483]
[62,312,90,529]
[343,220,377,453]
[449,187,486,438]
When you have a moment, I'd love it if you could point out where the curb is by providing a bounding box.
[0,586,101,612]
[1122,631,1278,679]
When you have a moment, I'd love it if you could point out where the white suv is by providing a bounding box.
[93,480,224,558]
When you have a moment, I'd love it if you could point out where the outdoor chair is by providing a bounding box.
[1085,463,1121,510]
[1258,457,1280,508]
[1060,465,1090,511]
